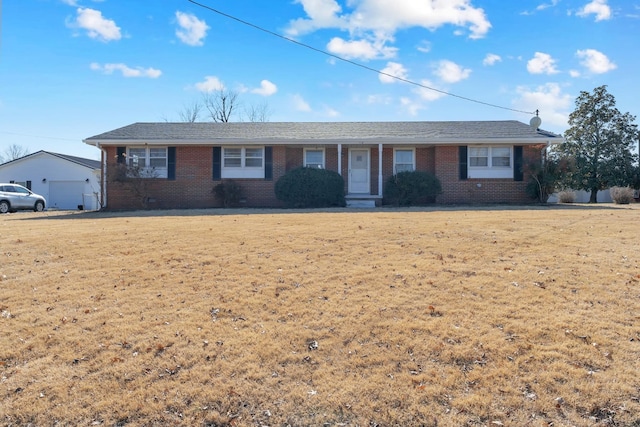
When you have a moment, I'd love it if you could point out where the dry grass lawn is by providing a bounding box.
[1,205,639,426]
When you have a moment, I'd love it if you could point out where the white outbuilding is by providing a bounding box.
[0,151,101,210]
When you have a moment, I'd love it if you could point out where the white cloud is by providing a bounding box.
[513,83,572,130]
[175,11,209,46]
[70,8,121,42]
[537,0,560,11]
[414,79,447,102]
[292,94,312,112]
[417,41,432,53]
[323,106,340,117]
[527,52,559,74]
[433,60,471,83]
[569,69,581,78]
[195,76,225,93]
[483,53,502,66]
[576,49,617,73]
[90,63,161,78]
[379,62,408,84]
[577,0,611,21]
[287,0,347,36]
[400,97,424,116]
[287,0,492,42]
[251,80,278,96]
[61,0,79,5]
[326,37,397,60]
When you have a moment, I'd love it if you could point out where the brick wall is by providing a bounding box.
[435,145,539,204]
[102,144,543,210]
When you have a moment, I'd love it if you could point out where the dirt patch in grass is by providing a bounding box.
[1,205,640,426]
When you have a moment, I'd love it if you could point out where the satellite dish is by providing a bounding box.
[530,115,542,130]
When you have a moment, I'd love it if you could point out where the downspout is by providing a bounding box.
[97,142,107,209]
[378,143,383,197]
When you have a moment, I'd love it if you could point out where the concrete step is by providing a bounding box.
[346,199,376,208]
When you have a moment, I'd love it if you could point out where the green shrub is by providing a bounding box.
[524,156,564,203]
[213,180,244,207]
[384,171,442,206]
[275,167,345,208]
[609,186,635,204]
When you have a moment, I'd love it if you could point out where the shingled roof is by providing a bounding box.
[84,121,562,145]
[0,150,100,169]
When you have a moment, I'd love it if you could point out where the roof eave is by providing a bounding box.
[84,136,563,146]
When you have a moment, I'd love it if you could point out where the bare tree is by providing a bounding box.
[0,144,29,163]
[243,101,273,123]
[178,100,203,123]
[203,89,239,123]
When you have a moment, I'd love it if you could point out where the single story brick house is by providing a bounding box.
[83,120,562,210]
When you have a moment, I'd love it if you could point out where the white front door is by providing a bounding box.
[349,148,370,194]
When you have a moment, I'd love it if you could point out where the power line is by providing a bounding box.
[0,130,79,142]
[187,0,536,116]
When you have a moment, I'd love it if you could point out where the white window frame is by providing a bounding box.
[126,147,168,178]
[468,145,513,179]
[304,148,325,169]
[394,148,415,174]
[221,147,265,179]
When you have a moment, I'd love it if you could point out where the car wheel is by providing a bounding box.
[0,200,9,214]
[34,201,45,212]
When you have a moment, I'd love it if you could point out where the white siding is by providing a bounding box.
[0,152,100,210]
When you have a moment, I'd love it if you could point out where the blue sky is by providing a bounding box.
[1,0,638,160]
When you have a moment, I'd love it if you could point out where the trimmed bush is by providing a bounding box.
[384,171,442,206]
[213,180,244,207]
[275,167,346,208]
[609,186,635,204]
[557,191,576,203]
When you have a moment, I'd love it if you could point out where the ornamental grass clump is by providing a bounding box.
[557,190,576,203]
[275,167,345,208]
[609,186,635,204]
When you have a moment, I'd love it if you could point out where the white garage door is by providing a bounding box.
[49,181,85,210]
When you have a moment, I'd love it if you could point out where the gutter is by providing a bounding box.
[84,136,563,146]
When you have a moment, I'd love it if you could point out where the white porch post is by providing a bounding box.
[378,143,383,197]
[337,143,342,176]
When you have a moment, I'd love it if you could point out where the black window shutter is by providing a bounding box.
[167,147,176,180]
[117,147,126,164]
[212,147,221,180]
[513,146,523,181]
[264,146,273,181]
[458,146,468,180]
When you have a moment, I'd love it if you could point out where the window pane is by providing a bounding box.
[224,148,242,167]
[469,147,488,167]
[396,150,413,163]
[225,158,242,167]
[149,148,166,158]
[150,158,166,168]
[306,150,323,165]
[396,164,414,173]
[245,148,262,158]
[245,158,262,167]
[245,148,263,167]
[224,148,241,157]
[469,147,488,157]
[492,147,510,167]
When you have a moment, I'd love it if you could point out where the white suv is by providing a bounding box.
[0,184,46,213]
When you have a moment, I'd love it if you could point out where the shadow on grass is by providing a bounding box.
[7,202,633,221]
